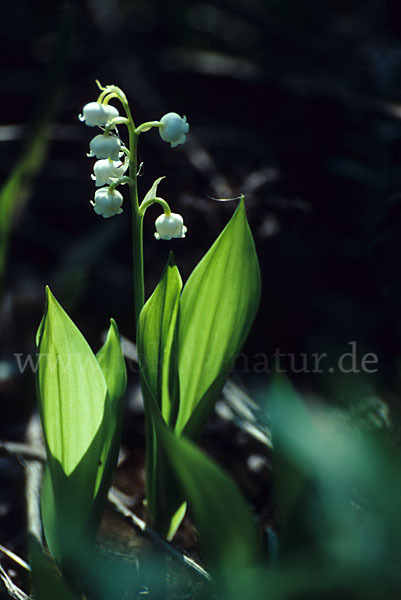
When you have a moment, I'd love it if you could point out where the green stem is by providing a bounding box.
[118,93,144,336]
[135,121,162,135]
[95,84,147,335]
[109,176,135,191]
[130,136,144,335]
[139,196,171,217]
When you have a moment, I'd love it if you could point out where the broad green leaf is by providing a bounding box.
[141,386,261,565]
[37,287,108,477]
[142,176,166,205]
[40,432,109,568]
[138,252,181,426]
[36,287,125,565]
[176,198,261,436]
[157,417,262,571]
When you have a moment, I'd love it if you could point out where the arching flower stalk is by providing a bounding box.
[79,82,189,330]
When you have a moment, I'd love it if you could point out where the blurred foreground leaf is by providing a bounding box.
[268,376,401,590]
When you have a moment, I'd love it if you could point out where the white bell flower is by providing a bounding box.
[159,113,189,148]
[154,212,187,240]
[79,102,119,127]
[91,187,124,218]
[91,158,128,187]
[88,134,121,160]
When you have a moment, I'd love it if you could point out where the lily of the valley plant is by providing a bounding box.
[35,82,262,590]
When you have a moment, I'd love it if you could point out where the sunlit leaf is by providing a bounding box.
[166,501,187,542]
[138,252,181,426]
[37,287,108,477]
[94,319,127,504]
[176,198,261,437]
[36,287,125,565]
[96,318,127,406]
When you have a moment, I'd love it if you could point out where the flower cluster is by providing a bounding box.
[79,87,188,239]
[79,101,128,218]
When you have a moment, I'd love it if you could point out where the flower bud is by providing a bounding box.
[159,113,189,148]
[91,187,123,218]
[88,134,121,160]
[79,102,119,127]
[91,158,128,187]
[154,212,187,240]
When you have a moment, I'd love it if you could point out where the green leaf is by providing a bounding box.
[138,252,181,426]
[176,198,261,437]
[36,287,125,565]
[166,501,187,541]
[269,376,401,566]
[157,418,262,572]
[29,537,79,600]
[137,254,183,535]
[141,394,185,537]
[141,385,261,568]
[142,176,166,205]
[96,318,127,406]
[94,319,127,503]
[37,286,108,477]
[40,466,60,565]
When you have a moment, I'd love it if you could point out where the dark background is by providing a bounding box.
[2,0,401,559]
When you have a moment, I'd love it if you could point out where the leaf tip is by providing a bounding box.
[237,194,246,214]
[108,317,120,336]
[45,286,60,310]
[37,287,52,348]
[44,286,61,318]
[167,250,176,267]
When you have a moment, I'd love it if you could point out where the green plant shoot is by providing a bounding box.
[35,82,262,589]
